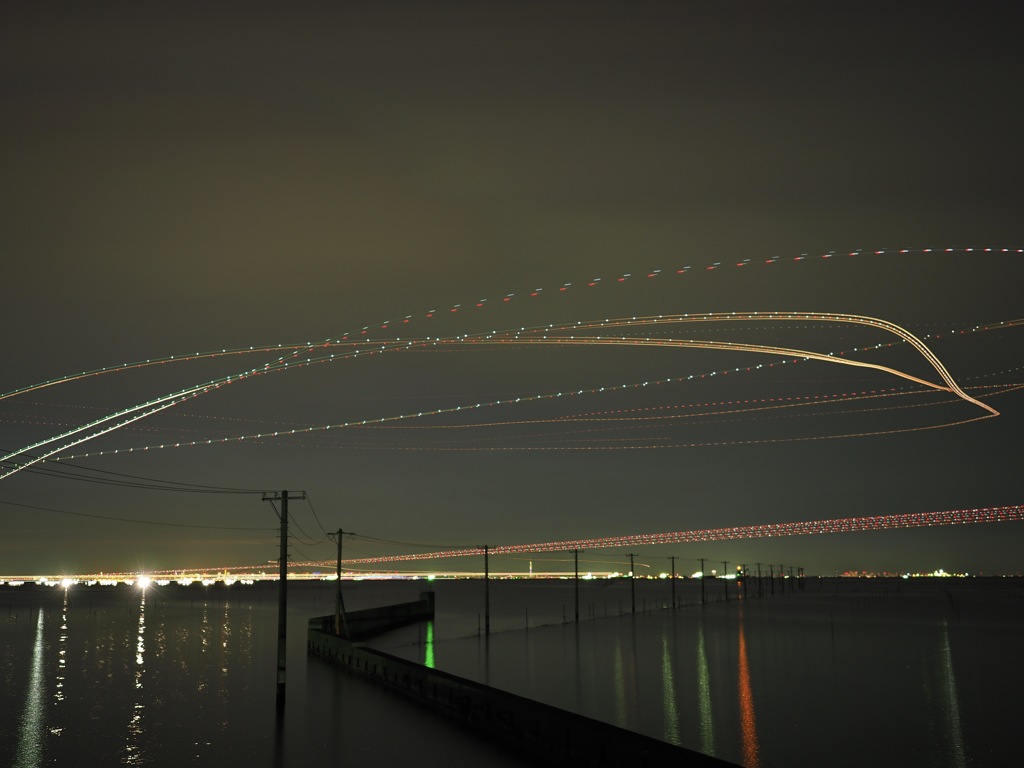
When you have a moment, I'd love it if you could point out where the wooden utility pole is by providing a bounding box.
[700,557,706,605]
[332,528,350,637]
[263,490,305,710]
[484,544,490,635]
[722,560,729,602]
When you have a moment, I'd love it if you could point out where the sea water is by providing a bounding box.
[2,577,1020,767]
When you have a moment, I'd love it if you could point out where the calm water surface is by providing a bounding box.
[3,578,1021,767]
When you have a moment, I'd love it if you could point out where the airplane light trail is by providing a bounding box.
[31,311,1014,466]
[1,249,1019,479]
[325,505,1024,566]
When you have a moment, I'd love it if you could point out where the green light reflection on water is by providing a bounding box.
[424,620,435,669]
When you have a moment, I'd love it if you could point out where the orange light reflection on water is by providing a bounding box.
[737,611,761,768]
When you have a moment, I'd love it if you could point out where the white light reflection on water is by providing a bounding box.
[696,621,715,758]
[660,632,680,745]
[54,591,68,714]
[125,590,146,765]
[937,620,967,768]
[15,609,45,768]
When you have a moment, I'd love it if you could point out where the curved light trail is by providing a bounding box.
[2,248,1019,478]
[29,310,1010,467]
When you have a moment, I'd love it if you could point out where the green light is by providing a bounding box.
[424,621,435,669]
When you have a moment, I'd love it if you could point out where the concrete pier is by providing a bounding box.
[309,590,435,641]
[307,596,737,767]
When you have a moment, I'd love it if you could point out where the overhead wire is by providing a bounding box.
[0,498,276,531]
[1,447,267,494]
[303,493,330,538]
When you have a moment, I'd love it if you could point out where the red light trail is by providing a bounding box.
[321,505,1024,566]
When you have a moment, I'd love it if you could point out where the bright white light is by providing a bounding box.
[137,576,151,590]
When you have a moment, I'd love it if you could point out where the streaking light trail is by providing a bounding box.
[19,310,1012,467]
[327,505,1024,565]
[1,249,1019,479]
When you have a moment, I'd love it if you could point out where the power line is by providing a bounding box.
[0,497,276,531]
[266,498,326,545]
[2,447,268,494]
[303,494,329,538]
[14,465,261,494]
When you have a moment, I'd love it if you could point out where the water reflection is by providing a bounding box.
[125,591,146,765]
[936,620,967,768]
[424,620,435,669]
[53,591,68,723]
[737,610,761,768]
[660,632,679,745]
[612,634,627,728]
[696,621,715,757]
[15,609,45,768]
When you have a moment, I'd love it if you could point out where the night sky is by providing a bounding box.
[3,1,1022,577]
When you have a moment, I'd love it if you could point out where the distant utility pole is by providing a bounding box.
[700,557,706,605]
[668,555,677,609]
[756,563,763,598]
[574,549,580,623]
[263,490,305,710]
[740,564,748,599]
[484,544,490,635]
[722,561,729,602]
[629,553,636,614]
[769,564,775,595]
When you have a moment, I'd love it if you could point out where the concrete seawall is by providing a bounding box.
[308,607,737,767]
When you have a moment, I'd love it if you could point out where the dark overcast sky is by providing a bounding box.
[2,1,1022,577]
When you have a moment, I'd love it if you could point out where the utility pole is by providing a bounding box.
[574,549,580,623]
[263,490,304,710]
[332,528,350,638]
[722,560,729,602]
[740,564,748,599]
[484,544,490,635]
[769,564,775,595]
[700,557,706,605]
[756,562,763,598]
[629,553,636,614]
[668,555,677,609]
